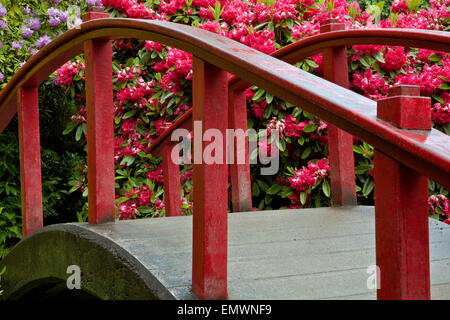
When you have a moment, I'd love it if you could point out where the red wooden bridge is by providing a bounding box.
[0,9,450,300]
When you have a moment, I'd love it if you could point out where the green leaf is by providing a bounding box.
[374,51,385,64]
[266,184,282,195]
[362,178,374,197]
[439,83,450,90]
[300,191,307,205]
[305,59,319,68]
[322,180,331,197]
[62,121,77,135]
[123,109,137,119]
[252,182,260,197]
[276,138,286,152]
[75,125,83,141]
[360,55,372,68]
[303,124,317,133]
[256,180,269,192]
[301,147,311,159]
[252,88,265,101]
[432,95,444,104]
[429,53,441,62]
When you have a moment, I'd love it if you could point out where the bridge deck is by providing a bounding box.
[81,206,450,300]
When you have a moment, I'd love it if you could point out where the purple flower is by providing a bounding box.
[49,17,61,26]
[0,72,4,83]
[47,7,60,17]
[87,0,104,7]
[0,4,6,17]
[12,40,24,51]
[35,35,52,48]
[22,6,31,15]
[0,20,7,30]
[21,26,34,38]
[59,11,69,23]
[28,47,37,55]
[0,41,3,50]
[28,17,41,30]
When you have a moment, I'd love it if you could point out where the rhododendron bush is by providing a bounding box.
[53,0,450,223]
[2,0,450,225]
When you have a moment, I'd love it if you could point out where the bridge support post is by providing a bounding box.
[83,9,115,224]
[320,19,356,206]
[192,57,228,299]
[229,89,252,212]
[18,86,43,236]
[162,142,182,217]
[375,85,431,300]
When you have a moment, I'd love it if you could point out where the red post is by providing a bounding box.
[17,87,43,236]
[83,9,115,224]
[320,19,357,206]
[375,85,431,300]
[162,142,182,217]
[192,57,228,299]
[229,89,252,212]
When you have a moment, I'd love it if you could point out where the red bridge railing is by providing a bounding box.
[0,10,449,300]
[150,20,450,216]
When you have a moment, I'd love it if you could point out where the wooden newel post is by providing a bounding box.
[320,19,356,206]
[162,142,182,217]
[83,8,115,224]
[192,57,228,299]
[18,86,43,236]
[375,85,431,300]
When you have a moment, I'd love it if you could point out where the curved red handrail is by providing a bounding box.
[149,27,450,154]
[0,19,449,189]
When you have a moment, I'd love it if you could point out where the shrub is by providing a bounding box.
[0,0,448,248]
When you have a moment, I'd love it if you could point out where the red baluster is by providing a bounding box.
[192,57,228,299]
[162,142,182,217]
[18,87,43,236]
[375,85,431,300]
[83,9,115,224]
[229,89,252,212]
[320,19,357,206]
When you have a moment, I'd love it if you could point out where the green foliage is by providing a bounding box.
[0,0,92,89]
[0,266,5,295]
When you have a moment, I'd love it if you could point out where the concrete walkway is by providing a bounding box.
[81,206,450,300]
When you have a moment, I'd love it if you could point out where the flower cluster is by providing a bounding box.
[0,1,99,86]
[8,0,448,218]
[288,158,330,193]
[56,60,85,87]
[352,68,389,100]
[428,194,450,225]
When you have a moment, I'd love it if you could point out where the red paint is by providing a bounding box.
[375,85,431,300]
[162,143,183,217]
[17,87,43,236]
[82,7,107,21]
[378,85,431,130]
[321,20,356,206]
[229,89,252,212]
[192,58,228,300]
[0,18,448,301]
[84,10,115,224]
[0,21,448,187]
